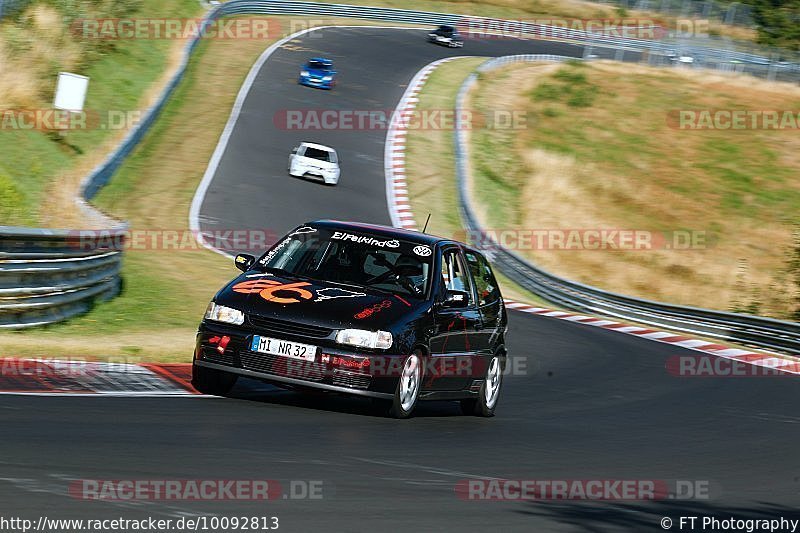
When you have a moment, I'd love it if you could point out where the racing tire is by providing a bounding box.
[388,351,424,419]
[460,354,503,417]
[192,364,238,396]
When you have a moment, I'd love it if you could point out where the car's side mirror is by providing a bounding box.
[234,253,255,272]
[442,290,469,308]
[291,147,299,155]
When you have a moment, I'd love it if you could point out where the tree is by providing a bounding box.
[744,0,800,51]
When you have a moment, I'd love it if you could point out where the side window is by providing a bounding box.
[464,251,501,306]
[440,249,473,304]
[296,145,306,157]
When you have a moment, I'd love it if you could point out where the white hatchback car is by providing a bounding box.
[288,142,340,185]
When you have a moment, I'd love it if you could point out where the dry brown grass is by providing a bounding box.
[37,37,189,229]
[404,58,552,307]
[469,60,800,317]
[0,5,83,108]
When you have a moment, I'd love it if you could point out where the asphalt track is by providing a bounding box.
[2,27,798,533]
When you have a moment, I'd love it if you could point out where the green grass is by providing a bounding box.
[0,0,201,226]
[465,60,800,317]
[404,57,551,308]
[0,17,428,361]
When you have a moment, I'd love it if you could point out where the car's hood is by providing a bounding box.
[295,156,336,169]
[306,67,332,77]
[215,272,426,330]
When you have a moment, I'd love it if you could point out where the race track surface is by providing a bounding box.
[2,28,797,533]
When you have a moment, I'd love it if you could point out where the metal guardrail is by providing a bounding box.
[0,227,125,328]
[2,1,797,329]
[454,55,800,355]
[217,0,798,82]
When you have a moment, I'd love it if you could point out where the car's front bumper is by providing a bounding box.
[428,36,463,47]
[291,166,339,183]
[299,77,333,89]
[195,360,393,399]
[195,322,401,398]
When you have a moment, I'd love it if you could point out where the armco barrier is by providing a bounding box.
[454,55,800,355]
[1,1,796,329]
[0,226,125,328]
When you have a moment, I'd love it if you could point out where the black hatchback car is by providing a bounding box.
[193,220,507,418]
[427,25,464,48]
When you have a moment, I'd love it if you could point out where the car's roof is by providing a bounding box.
[299,142,336,152]
[307,220,453,246]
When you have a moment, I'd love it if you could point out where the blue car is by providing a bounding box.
[298,58,337,89]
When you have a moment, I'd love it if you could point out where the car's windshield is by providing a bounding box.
[303,147,336,163]
[308,61,331,70]
[258,226,433,298]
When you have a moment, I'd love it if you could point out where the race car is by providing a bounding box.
[193,220,508,419]
[288,142,340,185]
[427,25,464,47]
[298,57,337,89]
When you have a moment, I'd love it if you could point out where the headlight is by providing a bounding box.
[336,329,392,349]
[300,70,310,77]
[204,302,244,325]
[323,75,333,81]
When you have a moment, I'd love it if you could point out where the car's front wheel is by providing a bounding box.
[192,364,238,396]
[461,354,503,417]
[388,352,423,418]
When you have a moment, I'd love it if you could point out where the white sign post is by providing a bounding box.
[54,72,89,112]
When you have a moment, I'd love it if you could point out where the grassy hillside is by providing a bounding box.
[0,0,200,226]
[467,60,800,318]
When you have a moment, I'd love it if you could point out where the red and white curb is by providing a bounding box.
[385,57,473,231]
[385,59,800,376]
[0,359,199,396]
[504,299,800,374]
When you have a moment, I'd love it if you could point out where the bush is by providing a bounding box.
[531,82,561,101]
[567,87,595,107]
[553,68,588,85]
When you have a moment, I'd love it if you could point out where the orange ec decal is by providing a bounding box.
[232,279,313,304]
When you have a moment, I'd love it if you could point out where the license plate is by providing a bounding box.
[250,336,317,362]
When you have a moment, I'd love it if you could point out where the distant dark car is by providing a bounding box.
[193,220,507,418]
[428,25,464,48]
